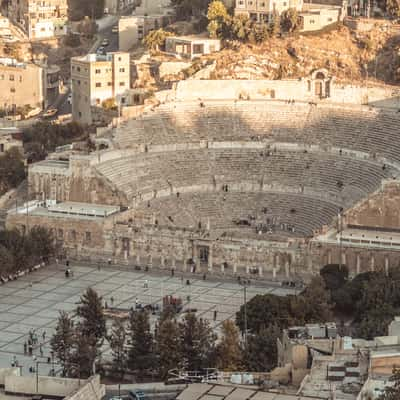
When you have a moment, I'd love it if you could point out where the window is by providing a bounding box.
[10,88,15,93]
[95,82,101,87]
[107,82,112,86]
[78,111,82,117]
[58,229,63,239]
[119,81,125,86]
[119,68,125,72]
[95,69,101,74]
[0,144,4,152]
[9,74,14,81]
[19,76,22,82]
[85,231,91,241]
[328,17,333,21]
[77,67,80,72]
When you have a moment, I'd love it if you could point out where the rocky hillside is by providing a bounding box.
[205,22,400,84]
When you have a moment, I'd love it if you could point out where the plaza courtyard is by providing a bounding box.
[0,263,296,376]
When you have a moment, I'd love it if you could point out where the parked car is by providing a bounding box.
[42,108,58,119]
[101,38,109,46]
[112,25,118,33]
[97,46,106,55]
[129,390,145,400]
[67,94,72,104]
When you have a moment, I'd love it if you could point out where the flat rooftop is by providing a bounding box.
[168,35,220,42]
[30,159,70,172]
[48,201,120,217]
[9,201,120,220]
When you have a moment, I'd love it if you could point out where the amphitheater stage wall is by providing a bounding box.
[175,80,400,108]
[8,208,400,280]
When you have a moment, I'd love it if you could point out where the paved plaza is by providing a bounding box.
[0,263,296,376]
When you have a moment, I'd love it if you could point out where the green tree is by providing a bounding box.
[23,121,86,162]
[269,12,281,36]
[245,324,281,372]
[0,147,25,195]
[207,0,230,38]
[386,0,400,18]
[215,320,243,371]
[76,288,106,344]
[179,312,216,371]
[171,0,212,19]
[70,328,99,378]
[230,14,252,41]
[0,245,15,275]
[108,320,127,379]
[378,368,400,399]
[28,226,57,263]
[50,311,75,376]
[127,310,155,378]
[280,8,301,33]
[236,294,292,334]
[156,317,182,379]
[68,0,105,21]
[143,29,174,52]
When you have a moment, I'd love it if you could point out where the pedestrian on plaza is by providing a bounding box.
[23,342,27,354]
[105,301,108,309]
[203,273,206,281]
[42,331,46,341]
[144,280,148,288]
[213,310,217,321]
[66,260,69,267]
[39,344,43,357]
[171,269,174,277]
[110,296,114,306]
[28,344,33,356]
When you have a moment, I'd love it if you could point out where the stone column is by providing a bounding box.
[273,267,277,279]
[148,254,153,269]
[356,253,361,275]
[285,261,290,278]
[208,247,213,272]
[327,250,332,265]
[370,255,375,271]
[233,261,237,274]
[183,256,187,272]
[259,265,263,277]
[136,253,141,265]
[161,255,165,267]
[342,252,346,266]
[275,253,280,273]
[385,255,389,276]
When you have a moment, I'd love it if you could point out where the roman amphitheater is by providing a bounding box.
[8,71,400,281]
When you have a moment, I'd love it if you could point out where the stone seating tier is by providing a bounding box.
[135,191,339,239]
[95,148,392,208]
[113,102,400,165]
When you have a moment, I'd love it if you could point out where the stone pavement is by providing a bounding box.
[0,263,296,377]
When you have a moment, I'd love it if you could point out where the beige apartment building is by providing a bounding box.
[71,52,130,125]
[235,0,303,21]
[7,0,68,39]
[0,58,44,112]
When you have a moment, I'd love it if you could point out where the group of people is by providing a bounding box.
[23,329,46,357]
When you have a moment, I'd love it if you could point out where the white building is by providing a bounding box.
[71,52,130,125]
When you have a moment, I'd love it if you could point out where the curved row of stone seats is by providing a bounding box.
[136,191,339,238]
[112,101,400,164]
[95,148,393,206]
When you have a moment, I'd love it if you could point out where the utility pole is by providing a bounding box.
[244,284,248,348]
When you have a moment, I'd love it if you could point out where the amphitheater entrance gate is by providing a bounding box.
[198,245,209,264]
